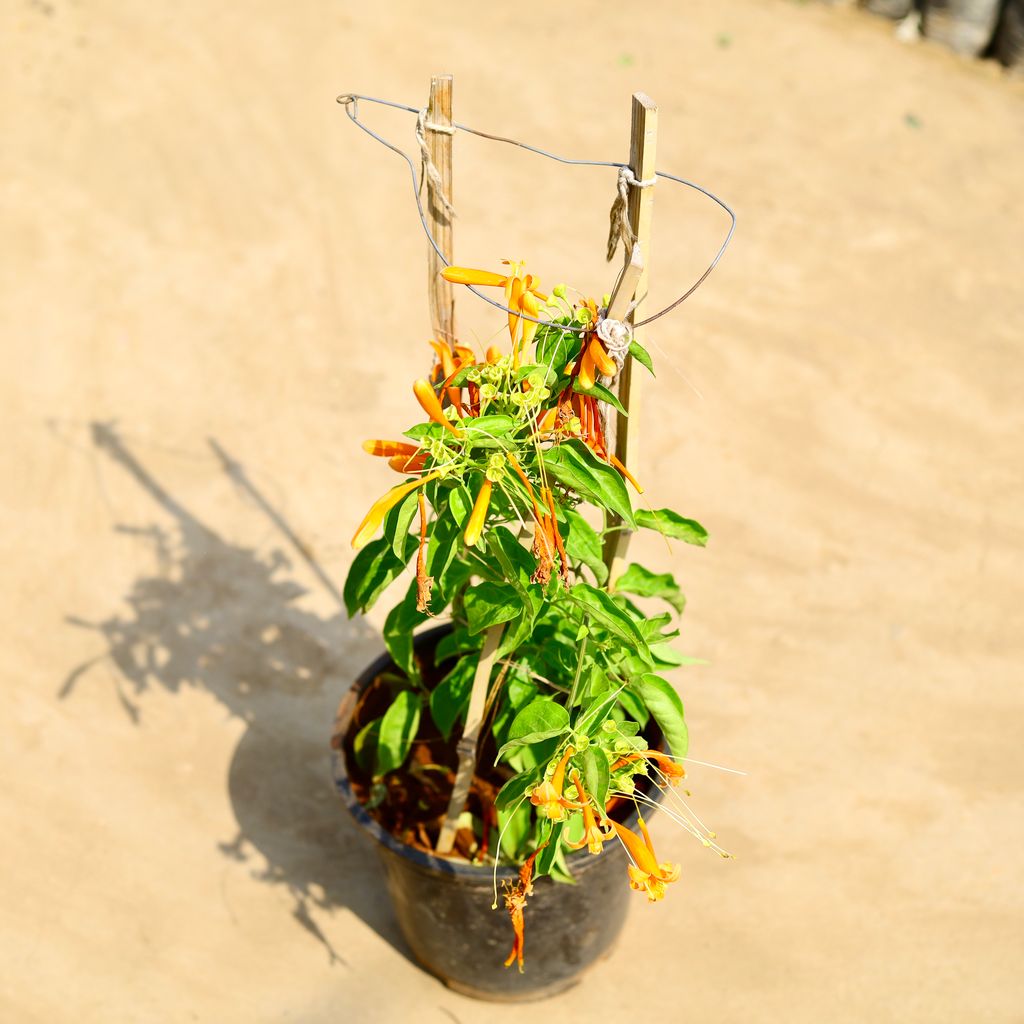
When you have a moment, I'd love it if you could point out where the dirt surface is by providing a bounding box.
[3,1,1023,1021]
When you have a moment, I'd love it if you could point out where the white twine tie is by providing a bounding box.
[606,166,657,261]
[415,108,457,220]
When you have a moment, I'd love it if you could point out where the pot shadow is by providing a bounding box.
[59,421,410,967]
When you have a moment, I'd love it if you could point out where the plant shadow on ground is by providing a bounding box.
[59,421,408,968]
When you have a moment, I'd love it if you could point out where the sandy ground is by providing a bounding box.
[3,1,1023,1021]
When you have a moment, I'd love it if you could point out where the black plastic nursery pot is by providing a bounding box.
[331,625,650,1002]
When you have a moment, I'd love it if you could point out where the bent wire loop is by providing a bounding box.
[337,92,736,335]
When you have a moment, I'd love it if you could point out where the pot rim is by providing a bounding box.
[331,623,657,880]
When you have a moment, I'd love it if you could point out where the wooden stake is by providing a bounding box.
[426,74,456,348]
[421,71,494,857]
[603,93,658,586]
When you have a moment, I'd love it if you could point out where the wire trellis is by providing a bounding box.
[337,92,736,335]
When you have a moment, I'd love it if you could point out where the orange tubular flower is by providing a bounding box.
[388,452,427,474]
[362,440,420,458]
[536,407,558,434]
[351,471,442,549]
[609,452,644,493]
[413,378,463,437]
[610,817,681,902]
[463,479,492,547]
[485,345,503,364]
[565,771,614,856]
[578,346,597,391]
[506,454,543,524]
[428,342,463,413]
[611,749,686,785]
[587,335,617,377]
[442,267,507,288]
[441,262,548,365]
[529,746,577,821]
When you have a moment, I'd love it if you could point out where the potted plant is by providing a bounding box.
[332,246,728,997]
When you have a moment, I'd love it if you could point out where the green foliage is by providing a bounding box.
[542,440,636,529]
[343,282,713,882]
[561,509,607,585]
[631,674,688,758]
[376,691,421,777]
[614,563,686,614]
[343,535,415,616]
[497,699,571,760]
[429,655,477,739]
[534,322,582,370]
[628,339,654,375]
[464,581,523,635]
[636,508,708,546]
[572,378,628,417]
[382,584,427,682]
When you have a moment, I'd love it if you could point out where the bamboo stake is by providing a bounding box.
[426,74,456,348]
[421,72,502,856]
[435,623,504,854]
[603,93,658,587]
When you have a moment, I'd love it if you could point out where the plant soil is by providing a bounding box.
[333,631,511,859]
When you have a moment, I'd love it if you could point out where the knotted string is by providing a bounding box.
[415,108,457,220]
[606,166,657,261]
[596,315,634,374]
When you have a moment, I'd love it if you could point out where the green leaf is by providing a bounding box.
[616,686,650,727]
[562,508,608,585]
[433,627,483,663]
[636,611,677,642]
[486,526,536,592]
[382,488,421,560]
[581,746,610,809]
[462,414,518,442]
[464,581,523,635]
[515,363,558,388]
[635,509,708,547]
[426,515,465,605]
[542,440,636,528]
[632,674,688,758]
[449,365,479,387]
[352,717,381,774]
[403,421,445,442]
[343,535,414,616]
[375,691,421,776]
[535,324,582,371]
[496,598,539,657]
[429,656,477,739]
[508,699,570,744]
[533,821,564,878]
[614,563,686,614]
[494,768,540,811]
[497,801,533,861]
[505,736,559,773]
[546,840,576,884]
[569,582,649,657]
[496,699,570,760]
[382,584,427,681]
[445,483,474,527]
[577,682,622,737]
[572,378,627,417]
[492,672,539,747]
[628,339,654,376]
